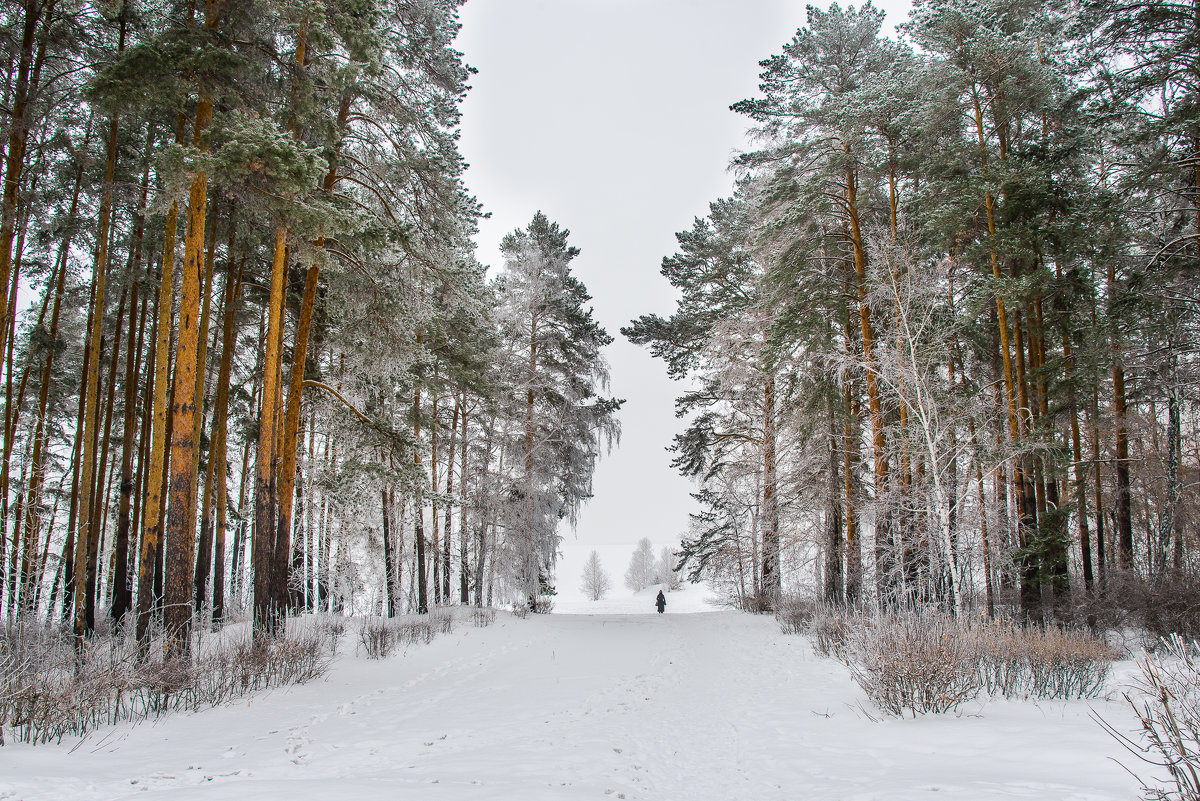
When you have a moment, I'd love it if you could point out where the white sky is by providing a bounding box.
[455,0,914,587]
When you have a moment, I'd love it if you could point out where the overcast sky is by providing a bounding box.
[455,0,914,585]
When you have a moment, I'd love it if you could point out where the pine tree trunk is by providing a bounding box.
[274,264,319,612]
[109,131,152,624]
[431,391,440,604]
[0,0,52,375]
[842,303,861,605]
[459,398,470,604]
[254,227,287,635]
[382,487,395,617]
[825,407,843,604]
[443,399,458,603]
[73,104,122,642]
[89,284,127,625]
[414,376,428,615]
[112,280,147,623]
[209,256,240,624]
[843,160,891,608]
[761,375,780,602]
[136,200,179,648]
[14,151,83,613]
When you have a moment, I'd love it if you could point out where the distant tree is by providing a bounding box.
[580,550,611,601]
[656,547,683,591]
[624,538,657,591]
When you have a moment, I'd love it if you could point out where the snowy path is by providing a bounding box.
[2,611,1141,800]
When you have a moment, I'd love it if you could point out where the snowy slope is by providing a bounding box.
[2,611,1142,800]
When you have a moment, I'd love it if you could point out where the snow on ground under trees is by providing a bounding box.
[2,594,1143,800]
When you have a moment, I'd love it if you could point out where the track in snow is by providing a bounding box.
[2,611,1141,800]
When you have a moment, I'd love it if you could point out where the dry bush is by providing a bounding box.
[357,610,458,659]
[0,621,328,746]
[775,596,819,635]
[395,618,435,646]
[809,607,856,661]
[787,609,1117,717]
[358,616,398,659]
[313,615,346,656]
[973,620,1117,700]
[740,589,777,614]
[1022,625,1117,699]
[1101,635,1200,801]
[472,607,497,627]
[1065,571,1200,646]
[430,608,455,634]
[847,611,983,717]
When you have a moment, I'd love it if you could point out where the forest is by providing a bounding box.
[629,0,1200,624]
[0,0,620,659]
[0,0,1197,683]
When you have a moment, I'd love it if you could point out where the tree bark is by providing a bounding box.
[254,226,288,635]
[274,264,319,611]
[136,199,179,648]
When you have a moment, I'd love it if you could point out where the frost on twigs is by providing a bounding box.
[356,609,455,659]
[1100,635,1200,801]
[784,602,1117,717]
[471,607,497,628]
[847,611,982,717]
[0,619,328,746]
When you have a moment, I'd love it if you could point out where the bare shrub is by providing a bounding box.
[314,615,346,656]
[740,588,776,614]
[973,620,1115,700]
[358,616,397,659]
[430,608,455,634]
[847,611,983,717]
[395,618,435,646]
[1065,571,1200,646]
[775,596,819,635]
[0,621,328,746]
[1023,625,1116,699]
[472,607,496,628]
[357,611,458,659]
[1101,635,1200,800]
[809,607,856,661]
[794,610,1117,717]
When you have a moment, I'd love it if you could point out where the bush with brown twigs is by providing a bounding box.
[356,609,457,660]
[779,602,1118,717]
[847,611,984,717]
[1101,635,1200,801]
[0,620,329,746]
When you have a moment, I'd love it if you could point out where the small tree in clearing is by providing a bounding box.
[625,538,657,591]
[657,547,683,590]
[580,551,611,601]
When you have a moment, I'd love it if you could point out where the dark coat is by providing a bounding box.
[655,591,666,612]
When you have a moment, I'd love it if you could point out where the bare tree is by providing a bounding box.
[580,550,611,601]
[624,538,656,591]
[656,547,682,591]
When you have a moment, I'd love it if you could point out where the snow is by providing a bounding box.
[1,606,1143,800]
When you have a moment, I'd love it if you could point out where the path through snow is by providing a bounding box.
[2,610,1142,800]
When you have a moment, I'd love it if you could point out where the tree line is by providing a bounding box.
[0,0,618,655]
[628,0,1199,619]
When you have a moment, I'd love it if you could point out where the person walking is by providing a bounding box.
[655,589,666,614]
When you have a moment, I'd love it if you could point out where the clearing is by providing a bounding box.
[2,600,1143,800]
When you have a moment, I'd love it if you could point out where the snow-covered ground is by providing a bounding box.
[2,603,1143,800]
